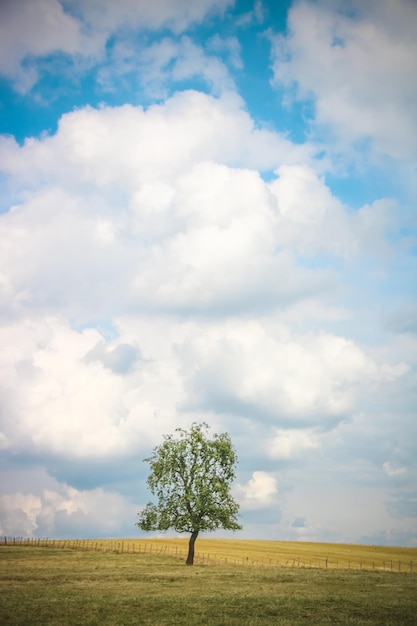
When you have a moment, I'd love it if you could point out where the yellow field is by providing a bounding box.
[125,538,417,572]
[12,537,417,573]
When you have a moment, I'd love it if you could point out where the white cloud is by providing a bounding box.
[0,94,399,322]
[99,34,239,99]
[0,484,137,538]
[269,165,397,260]
[0,186,132,319]
[234,471,278,510]
[0,91,413,553]
[0,317,184,460]
[1,312,408,467]
[207,34,243,69]
[177,319,389,424]
[153,36,235,95]
[268,428,320,460]
[236,0,265,27]
[0,0,100,92]
[129,163,334,313]
[0,91,313,188]
[270,0,417,159]
[383,462,407,477]
[0,492,42,536]
[0,95,324,319]
[66,0,233,35]
[0,1,415,549]
[0,0,234,91]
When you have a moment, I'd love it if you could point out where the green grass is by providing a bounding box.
[1,546,416,625]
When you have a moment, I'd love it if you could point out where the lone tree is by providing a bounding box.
[137,422,241,565]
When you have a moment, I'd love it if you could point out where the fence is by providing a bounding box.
[0,536,414,574]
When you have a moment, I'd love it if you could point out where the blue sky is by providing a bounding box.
[0,0,416,546]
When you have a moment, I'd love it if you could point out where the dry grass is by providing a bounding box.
[0,542,417,626]
[1,545,417,625]
[18,537,416,573]
[130,538,417,571]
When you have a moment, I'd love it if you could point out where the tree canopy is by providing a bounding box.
[137,422,241,565]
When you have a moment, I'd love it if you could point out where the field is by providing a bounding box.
[5,537,416,572]
[1,540,417,625]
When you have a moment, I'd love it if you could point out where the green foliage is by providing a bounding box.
[137,423,242,535]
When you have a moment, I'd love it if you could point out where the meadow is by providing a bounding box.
[1,540,416,625]
[5,537,416,572]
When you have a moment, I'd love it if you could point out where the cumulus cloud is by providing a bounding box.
[0,0,90,92]
[0,94,315,320]
[0,0,415,546]
[1,309,408,474]
[97,33,240,98]
[0,0,234,92]
[0,90,410,474]
[234,471,278,510]
[0,483,137,538]
[268,428,320,460]
[270,0,417,159]
[83,341,141,374]
[135,36,237,98]
[236,0,265,27]
[383,462,407,477]
[66,0,233,35]
[0,493,42,537]
[269,165,397,260]
[177,319,394,425]
[0,317,183,460]
[0,92,400,323]
[0,90,313,188]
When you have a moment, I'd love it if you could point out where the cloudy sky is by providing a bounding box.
[0,0,416,546]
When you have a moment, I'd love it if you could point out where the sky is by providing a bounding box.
[0,0,416,547]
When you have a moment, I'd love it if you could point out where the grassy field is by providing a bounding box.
[1,544,417,625]
[8,537,416,572]
[123,537,417,572]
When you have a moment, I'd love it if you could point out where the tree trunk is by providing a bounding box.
[186,530,199,565]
